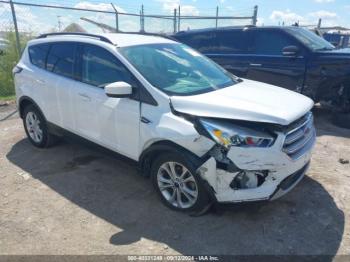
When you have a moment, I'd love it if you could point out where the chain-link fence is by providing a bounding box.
[0,1,17,99]
[0,0,257,100]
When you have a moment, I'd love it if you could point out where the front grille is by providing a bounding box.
[283,112,316,160]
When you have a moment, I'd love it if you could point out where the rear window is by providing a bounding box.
[176,30,255,54]
[176,32,216,53]
[215,30,253,54]
[28,43,50,69]
[46,42,76,79]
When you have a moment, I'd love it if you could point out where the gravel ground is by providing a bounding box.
[0,103,349,258]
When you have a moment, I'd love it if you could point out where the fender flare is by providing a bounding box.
[139,140,210,177]
[18,96,46,120]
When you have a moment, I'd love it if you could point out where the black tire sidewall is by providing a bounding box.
[332,113,350,129]
[23,105,50,148]
[151,152,210,213]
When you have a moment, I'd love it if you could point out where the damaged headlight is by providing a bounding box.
[199,118,275,149]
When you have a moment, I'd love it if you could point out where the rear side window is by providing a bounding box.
[176,33,216,53]
[46,42,76,79]
[215,30,253,54]
[28,43,50,69]
[81,44,135,87]
[253,30,297,55]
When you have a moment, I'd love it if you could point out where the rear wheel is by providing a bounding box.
[23,104,57,148]
[331,85,350,129]
[151,152,210,213]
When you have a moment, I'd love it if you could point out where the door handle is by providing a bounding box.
[250,63,262,67]
[78,93,91,101]
[141,116,151,124]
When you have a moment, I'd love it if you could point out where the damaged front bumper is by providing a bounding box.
[197,116,316,203]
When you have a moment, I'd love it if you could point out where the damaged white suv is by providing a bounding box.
[14,32,316,212]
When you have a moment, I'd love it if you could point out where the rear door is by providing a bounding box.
[206,29,254,78]
[174,30,253,78]
[45,42,77,129]
[26,43,52,118]
[247,29,306,91]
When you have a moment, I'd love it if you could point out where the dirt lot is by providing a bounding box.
[0,103,349,258]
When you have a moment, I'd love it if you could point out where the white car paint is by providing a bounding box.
[15,33,316,204]
[171,78,314,126]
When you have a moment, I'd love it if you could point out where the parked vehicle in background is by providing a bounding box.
[173,26,350,112]
[14,32,315,213]
[323,33,350,49]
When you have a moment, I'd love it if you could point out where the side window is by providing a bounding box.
[46,42,76,79]
[215,30,253,54]
[177,33,216,53]
[28,43,50,69]
[253,30,298,55]
[81,44,136,87]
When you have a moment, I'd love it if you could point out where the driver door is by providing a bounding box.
[247,30,306,92]
[72,43,140,159]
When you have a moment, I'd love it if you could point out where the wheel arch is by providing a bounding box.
[18,96,46,120]
[139,140,208,177]
[312,71,350,102]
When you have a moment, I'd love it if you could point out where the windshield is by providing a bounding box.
[119,43,238,96]
[285,27,335,51]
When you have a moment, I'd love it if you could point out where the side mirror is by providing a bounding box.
[105,81,132,98]
[282,45,299,57]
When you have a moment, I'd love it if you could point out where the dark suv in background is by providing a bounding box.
[173,26,350,112]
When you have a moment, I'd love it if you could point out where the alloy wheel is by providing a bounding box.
[157,161,198,209]
[25,111,43,143]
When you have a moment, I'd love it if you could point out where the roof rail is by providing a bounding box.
[36,32,113,44]
[173,25,257,35]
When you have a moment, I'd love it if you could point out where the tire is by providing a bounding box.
[151,152,210,213]
[332,113,350,129]
[23,104,57,148]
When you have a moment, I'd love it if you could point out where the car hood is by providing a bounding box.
[170,79,314,126]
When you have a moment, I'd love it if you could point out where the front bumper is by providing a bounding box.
[197,117,316,203]
[269,162,310,201]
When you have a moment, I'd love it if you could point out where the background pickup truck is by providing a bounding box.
[173,26,350,112]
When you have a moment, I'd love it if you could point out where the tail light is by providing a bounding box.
[12,65,23,75]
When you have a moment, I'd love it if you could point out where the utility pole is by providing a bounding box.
[178,5,181,32]
[57,16,62,32]
[140,4,145,32]
[215,6,219,28]
[252,5,258,26]
[111,3,119,32]
[173,8,177,34]
[317,18,322,29]
[9,0,21,57]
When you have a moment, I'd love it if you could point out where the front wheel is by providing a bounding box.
[151,152,210,213]
[332,113,350,129]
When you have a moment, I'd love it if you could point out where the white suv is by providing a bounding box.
[14,32,316,213]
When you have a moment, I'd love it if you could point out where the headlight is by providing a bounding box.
[199,118,275,149]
